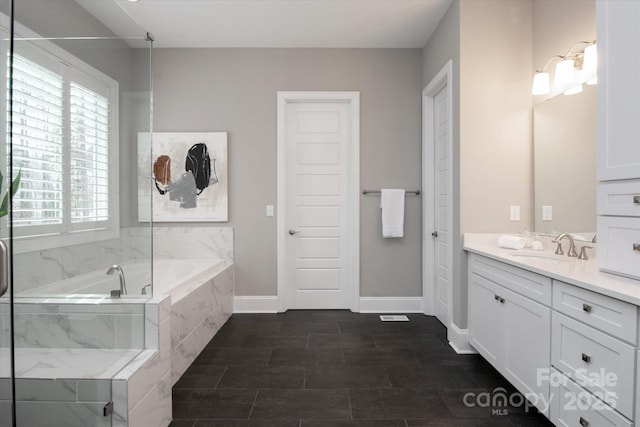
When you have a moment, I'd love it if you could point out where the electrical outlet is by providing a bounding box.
[266,205,274,217]
[510,205,521,221]
[542,205,553,221]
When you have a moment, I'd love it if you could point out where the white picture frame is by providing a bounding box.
[138,132,228,222]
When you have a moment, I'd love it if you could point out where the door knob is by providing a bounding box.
[431,231,438,238]
[289,229,299,235]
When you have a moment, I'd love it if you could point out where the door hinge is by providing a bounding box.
[103,401,114,417]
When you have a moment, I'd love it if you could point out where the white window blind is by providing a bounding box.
[70,82,109,224]
[10,54,64,227]
[1,20,120,252]
[7,48,117,246]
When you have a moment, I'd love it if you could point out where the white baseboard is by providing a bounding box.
[358,297,424,313]
[447,323,477,354]
[233,296,278,313]
[233,295,425,314]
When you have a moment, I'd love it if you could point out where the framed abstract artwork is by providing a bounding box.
[138,132,228,222]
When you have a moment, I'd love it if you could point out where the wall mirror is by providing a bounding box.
[533,83,596,235]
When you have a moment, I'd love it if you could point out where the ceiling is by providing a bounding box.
[76,0,453,48]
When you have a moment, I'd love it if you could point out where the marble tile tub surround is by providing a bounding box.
[108,262,233,427]
[0,377,115,427]
[11,226,233,294]
[170,263,234,385]
[151,226,234,264]
[11,227,151,294]
[464,233,640,305]
[0,301,145,349]
[112,295,173,427]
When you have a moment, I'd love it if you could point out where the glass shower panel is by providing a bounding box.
[3,1,152,425]
[0,2,14,426]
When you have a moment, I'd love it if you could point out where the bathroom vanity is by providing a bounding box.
[465,234,640,427]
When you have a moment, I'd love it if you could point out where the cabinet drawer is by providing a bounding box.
[598,180,640,216]
[469,254,552,306]
[553,281,638,344]
[551,369,632,427]
[551,312,636,419]
[597,216,640,280]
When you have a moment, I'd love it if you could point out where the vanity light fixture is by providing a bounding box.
[582,43,597,73]
[532,71,550,96]
[554,58,575,86]
[531,40,597,96]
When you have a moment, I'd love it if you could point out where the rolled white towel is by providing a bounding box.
[498,235,526,250]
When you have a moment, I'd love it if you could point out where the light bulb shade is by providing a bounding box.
[583,44,597,73]
[564,84,583,96]
[555,59,575,86]
[532,72,550,95]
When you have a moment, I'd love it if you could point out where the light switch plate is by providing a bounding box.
[510,205,520,221]
[266,205,274,217]
[542,205,552,221]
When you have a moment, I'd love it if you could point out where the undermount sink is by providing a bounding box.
[508,251,570,262]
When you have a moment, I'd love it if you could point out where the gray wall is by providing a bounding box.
[422,0,464,327]
[423,0,533,328]
[150,48,424,297]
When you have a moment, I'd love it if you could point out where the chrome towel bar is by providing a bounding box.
[362,189,421,195]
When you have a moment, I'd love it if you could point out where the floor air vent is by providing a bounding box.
[379,315,409,322]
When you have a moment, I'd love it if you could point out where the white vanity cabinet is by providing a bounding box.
[468,254,551,415]
[550,281,638,424]
[596,0,640,280]
[596,0,640,181]
[467,251,640,426]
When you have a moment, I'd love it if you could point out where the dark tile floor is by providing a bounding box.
[171,311,554,427]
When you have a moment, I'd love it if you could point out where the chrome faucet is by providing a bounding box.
[106,264,127,295]
[553,232,578,257]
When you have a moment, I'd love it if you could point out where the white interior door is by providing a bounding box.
[283,100,353,309]
[433,85,450,325]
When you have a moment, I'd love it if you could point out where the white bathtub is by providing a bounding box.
[20,258,225,302]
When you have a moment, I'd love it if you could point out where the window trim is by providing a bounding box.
[2,15,120,254]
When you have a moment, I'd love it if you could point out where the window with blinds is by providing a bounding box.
[70,83,109,224]
[8,48,117,244]
[11,54,64,228]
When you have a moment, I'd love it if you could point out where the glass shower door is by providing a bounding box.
[3,1,153,426]
[0,1,14,425]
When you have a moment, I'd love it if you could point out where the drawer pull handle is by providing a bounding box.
[579,417,589,427]
[582,303,592,313]
[634,195,640,204]
[634,243,640,252]
[581,353,591,363]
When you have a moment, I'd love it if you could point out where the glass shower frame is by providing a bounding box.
[1,1,153,425]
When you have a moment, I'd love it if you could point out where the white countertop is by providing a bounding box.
[464,233,640,306]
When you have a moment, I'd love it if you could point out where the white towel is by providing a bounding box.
[497,235,526,250]
[380,189,405,238]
